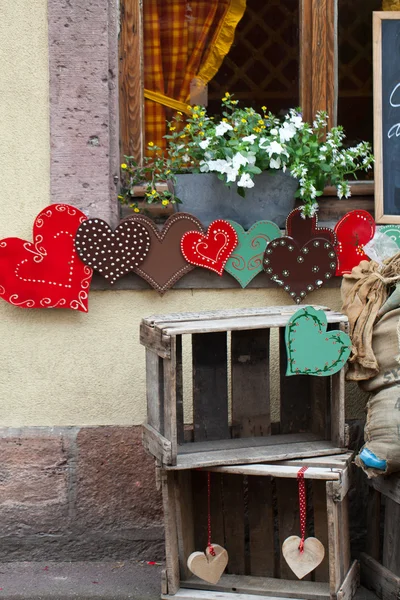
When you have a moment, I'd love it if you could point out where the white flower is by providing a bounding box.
[259,137,269,149]
[319,145,327,153]
[199,161,209,172]
[207,159,232,174]
[270,128,278,136]
[226,166,239,183]
[290,114,303,129]
[199,138,210,149]
[232,152,248,170]
[279,122,296,142]
[182,154,190,162]
[247,151,256,165]
[242,134,257,143]
[215,122,233,136]
[237,173,255,188]
[270,157,281,169]
[264,140,287,157]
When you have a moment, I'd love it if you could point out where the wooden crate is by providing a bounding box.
[141,306,349,469]
[360,474,400,600]
[161,453,359,600]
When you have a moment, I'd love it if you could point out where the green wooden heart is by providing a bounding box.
[379,225,400,249]
[285,307,351,377]
[225,220,281,288]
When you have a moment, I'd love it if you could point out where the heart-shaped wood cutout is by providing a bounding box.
[224,220,281,288]
[264,237,337,304]
[282,536,325,579]
[285,306,351,376]
[0,204,92,312]
[75,219,151,284]
[126,213,204,294]
[286,208,336,247]
[334,210,375,275]
[181,219,238,275]
[187,544,228,584]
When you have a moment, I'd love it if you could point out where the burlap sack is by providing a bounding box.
[356,308,400,476]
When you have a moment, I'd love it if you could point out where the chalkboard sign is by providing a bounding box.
[374,12,400,223]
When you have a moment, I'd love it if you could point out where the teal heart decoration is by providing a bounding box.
[225,220,281,288]
[379,225,400,249]
[285,307,351,377]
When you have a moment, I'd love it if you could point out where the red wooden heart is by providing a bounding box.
[334,210,375,275]
[75,219,151,284]
[181,220,238,275]
[264,237,337,304]
[126,213,204,294]
[286,208,336,246]
[0,204,92,312]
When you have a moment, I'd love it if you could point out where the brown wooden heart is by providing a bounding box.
[263,236,337,304]
[187,544,228,584]
[126,213,204,294]
[286,207,337,246]
[282,536,325,579]
[75,218,151,284]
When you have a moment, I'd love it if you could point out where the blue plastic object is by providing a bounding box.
[359,448,387,471]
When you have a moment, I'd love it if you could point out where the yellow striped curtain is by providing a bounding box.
[143,0,246,150]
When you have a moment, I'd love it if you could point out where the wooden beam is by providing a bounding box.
[119,0,144,162]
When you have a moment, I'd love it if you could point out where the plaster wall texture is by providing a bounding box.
[0,0,368,428]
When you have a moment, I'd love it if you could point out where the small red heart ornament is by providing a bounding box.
[181,219,238,275]
[334,210,375,275]
[0,204,92,312]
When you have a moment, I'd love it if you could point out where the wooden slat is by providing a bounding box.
[312,480,330,582]
[140,323,171,358]
[382,497,400,577]
[330,322,346,448]
[191,471,225,553]
[279,328,311,435]
[370,473,400,504]
[142,423,172,464]
[119,0,144,162]
[182,574,330,599]
[162,471,180,595]
[341,494,351,577]
[169,440,346,470]
[222,474,245,575]
[231,329,271,438]
[366,487,381,562]
[175,470,195,581]
[248,475,275,577]
[326,481,343,594]
[310,377,330,440]
[192,332,229,442]
[276,478,303,580]
[207,464,340,481]
[179,433,332,454]
[360,552,400,600]
[175,335,184,445]
[163,338,177,465]
[145,349,164,432]
[337,561,360,600]
[300,0,313,123]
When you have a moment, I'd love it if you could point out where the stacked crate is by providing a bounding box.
[141,306,358,600]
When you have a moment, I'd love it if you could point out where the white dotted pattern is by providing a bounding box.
[181,220,238,275]
[75,219,151,285]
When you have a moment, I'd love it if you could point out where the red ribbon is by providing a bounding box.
[207,471,216,556]
[297,466,308,553]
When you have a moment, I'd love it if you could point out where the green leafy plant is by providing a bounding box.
[119,93,374,217]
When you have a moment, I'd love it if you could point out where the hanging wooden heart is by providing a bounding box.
[126,213,204,294]
[224,220,281,287]
[334,210,375,275]
[282,536,325,579]
[285,306,351,376]
[264,237,337,304]
[286,208,336,246]
[0,204,92,312]
[75,219,151,284]
[181,219,238,275]
[187,544,228,584]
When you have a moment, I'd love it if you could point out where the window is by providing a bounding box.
[119,0,378,200]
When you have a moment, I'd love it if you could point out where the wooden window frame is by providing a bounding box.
[119,0,374,204]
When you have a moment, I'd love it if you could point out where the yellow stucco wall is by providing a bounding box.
[0,0,367,427]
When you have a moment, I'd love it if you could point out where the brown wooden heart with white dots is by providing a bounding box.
[74,219,151,284]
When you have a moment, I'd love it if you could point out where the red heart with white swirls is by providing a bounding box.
[181,219,238,275]
[0,204,92,311]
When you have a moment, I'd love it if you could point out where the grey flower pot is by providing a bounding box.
[174,171,298,229]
